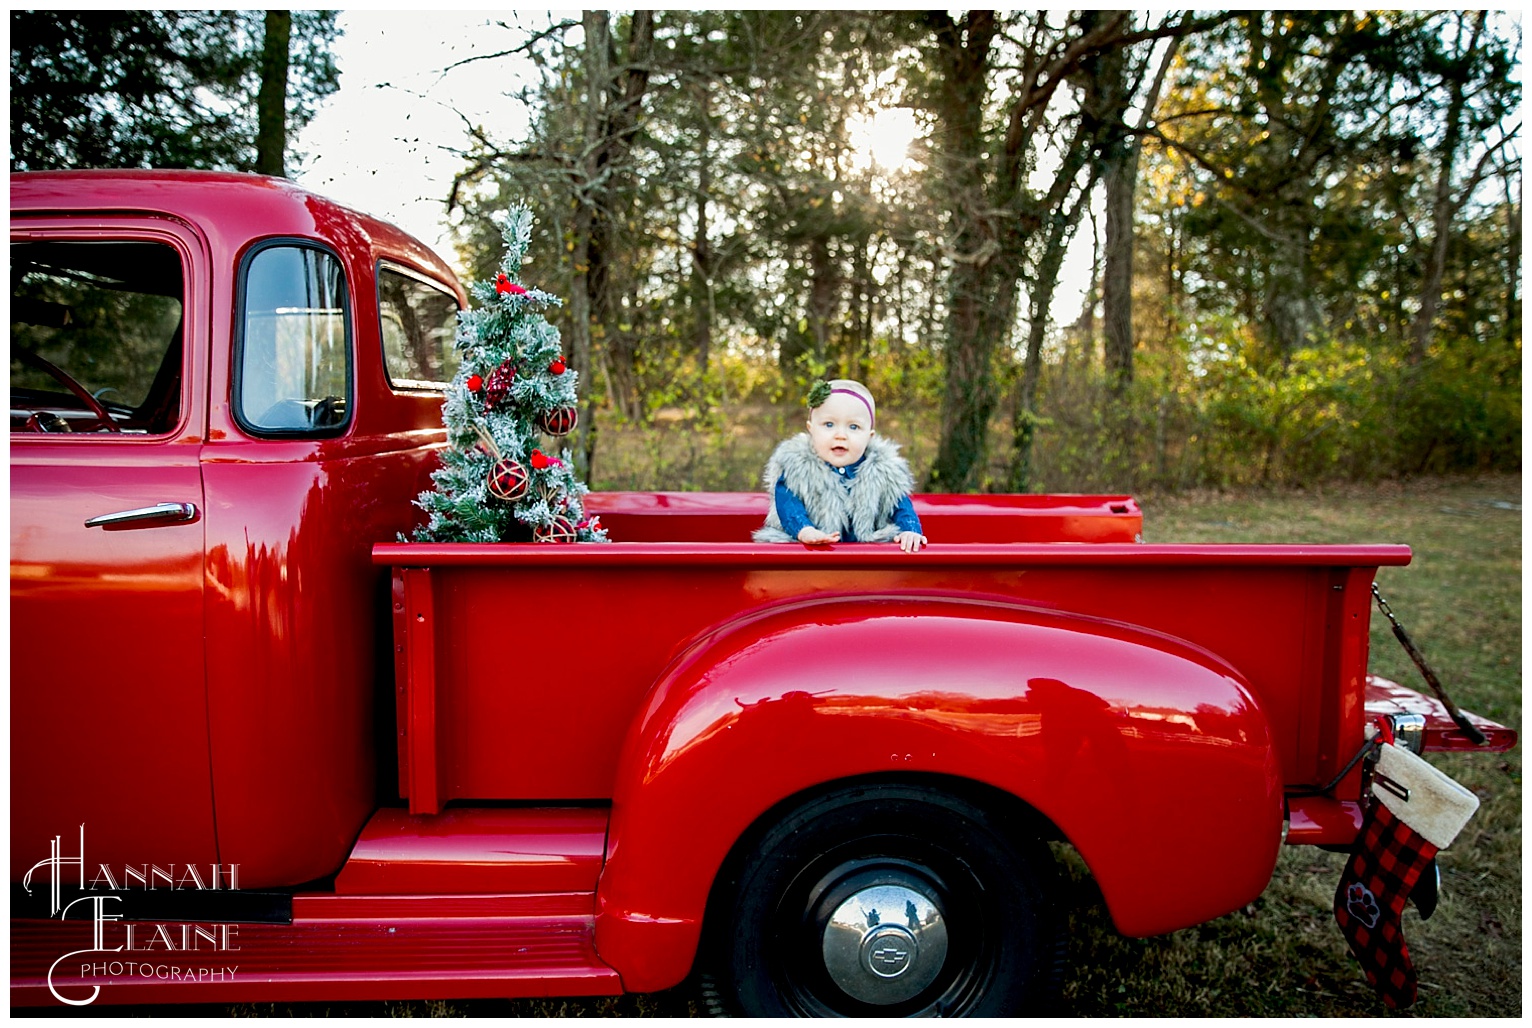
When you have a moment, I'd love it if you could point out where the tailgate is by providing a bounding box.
[1365,674,1518,752]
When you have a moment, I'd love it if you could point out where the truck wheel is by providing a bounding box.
[708,784,1060,1017]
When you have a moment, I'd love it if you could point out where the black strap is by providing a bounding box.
[1372,584,1488,746]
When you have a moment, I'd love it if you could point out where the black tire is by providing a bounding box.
[708,783,1060,1017]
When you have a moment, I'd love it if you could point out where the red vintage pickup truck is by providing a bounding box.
[10,170,1514,1015]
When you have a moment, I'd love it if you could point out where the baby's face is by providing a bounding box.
[807,391,873,467]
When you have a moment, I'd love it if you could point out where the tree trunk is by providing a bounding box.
[1409,164,1456,366]
[572,11,607,461]
[933,264,1006,491]
[1101,155,1135,394]
[1096,31,1135,397]
[1262,243,1314,366]
[1409,12,1483,366]
[1164,201,1181,346]
[1102,21,1180,394]
[574,10,655,434]
[691,86,714,379]
[1504,172,1522,347]
[848,239,869,380]
[807,234,837,367]
[925,12,1001,492]
[1068,218,1100,378]
[569,198,598,468]
[1008,243,1071,492]
[255,10,290,176]
[1009,126,1100,491]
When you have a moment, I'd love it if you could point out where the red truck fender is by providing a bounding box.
[594,594,1284,993]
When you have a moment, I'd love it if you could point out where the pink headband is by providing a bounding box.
[827,388,875,426]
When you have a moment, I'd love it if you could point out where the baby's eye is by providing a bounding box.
[849,423,862,431]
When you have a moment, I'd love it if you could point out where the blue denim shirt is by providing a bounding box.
[773,453,922,541]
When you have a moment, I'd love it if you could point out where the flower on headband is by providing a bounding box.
[805,380,833,409]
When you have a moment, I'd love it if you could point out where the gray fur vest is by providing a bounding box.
[753,433,915,543]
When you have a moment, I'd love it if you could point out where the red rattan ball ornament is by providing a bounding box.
[534,515,577,543]
[540,405,579,436]
[487,457,530,502]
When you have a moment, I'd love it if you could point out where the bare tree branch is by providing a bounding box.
[436,18,576,78]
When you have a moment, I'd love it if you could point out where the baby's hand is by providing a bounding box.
[895,531,928,553]
[797,526,841,546]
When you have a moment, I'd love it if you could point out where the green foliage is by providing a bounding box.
[10,10,340,173]
[1392,343,1523,475]
[1016,316,1520,493]
[452,11,1517,490]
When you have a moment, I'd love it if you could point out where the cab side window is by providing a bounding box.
[238,243,350,434]
[10,240,185,436]
[378,263,461,389]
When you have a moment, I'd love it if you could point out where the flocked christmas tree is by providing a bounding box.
[410,205,608,543]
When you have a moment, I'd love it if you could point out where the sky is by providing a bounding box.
[292,11,564,274]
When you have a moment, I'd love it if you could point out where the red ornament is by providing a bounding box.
[465,374,483,393]
[484,360,516,407]
[486,458,530,502]
[529,449,552,470]
[539,405,578,436]
[495,273,528,296]
[534,515,577,543]
[549,356,567,375]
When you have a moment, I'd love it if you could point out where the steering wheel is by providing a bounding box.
[15,350,122,432]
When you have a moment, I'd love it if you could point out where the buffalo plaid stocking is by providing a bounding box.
[1333,800,1438,1009]
[1333,735,1480,1010]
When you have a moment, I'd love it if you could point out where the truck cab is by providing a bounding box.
[11,170,464,886]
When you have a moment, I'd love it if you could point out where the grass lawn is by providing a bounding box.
[1059,473,1521,1016]
[55,474,1517,1019]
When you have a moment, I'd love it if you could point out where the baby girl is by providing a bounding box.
[753,379,926,552]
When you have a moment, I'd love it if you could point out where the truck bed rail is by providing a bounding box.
[374,541,1413,569]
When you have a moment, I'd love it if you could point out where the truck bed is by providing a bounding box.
[374,536,1412,810]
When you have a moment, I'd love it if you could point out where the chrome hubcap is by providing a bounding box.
[821,882,948,1005]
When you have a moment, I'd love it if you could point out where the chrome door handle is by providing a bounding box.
[84,502,199,529]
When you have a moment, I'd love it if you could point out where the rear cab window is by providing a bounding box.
[377,261,461,390]
[11,239,185,436]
